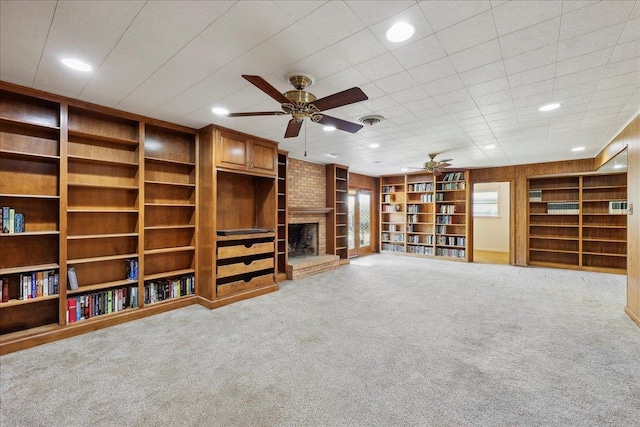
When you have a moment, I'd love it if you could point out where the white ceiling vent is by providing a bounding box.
[358,115,384,126]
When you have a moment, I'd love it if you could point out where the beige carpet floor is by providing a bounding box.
[1,254,639,426]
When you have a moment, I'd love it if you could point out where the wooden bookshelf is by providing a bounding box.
[380,175,406,253]
[1,89,61,335]
[406,173,435,255]
[326,164,349,263]
[528,173,627,273]
[435,171,469,260]
[276,150,288,281]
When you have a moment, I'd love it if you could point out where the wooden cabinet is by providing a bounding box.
[276,151,288,281]
[528,172,627,273]
[380,171,471,261]
[326,164,349,262]
[215,129,276,176]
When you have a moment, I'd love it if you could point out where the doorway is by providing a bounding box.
[473,182,511,264]
[348,189,374,257]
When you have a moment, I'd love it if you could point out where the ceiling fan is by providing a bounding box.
[227,74,368,138]
[408,153,453,176]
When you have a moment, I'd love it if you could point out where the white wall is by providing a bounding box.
[473,182,510,253]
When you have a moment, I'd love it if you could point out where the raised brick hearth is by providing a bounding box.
[287,254,340,280]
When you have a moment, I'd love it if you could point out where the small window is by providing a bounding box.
[474,190,499,217]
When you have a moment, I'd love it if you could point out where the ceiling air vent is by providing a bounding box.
[358,115,384,126]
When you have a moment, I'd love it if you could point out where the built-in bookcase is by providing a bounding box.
[435,172,468,259]
[326,164,349,262]
[66,107,140,322]
[143,124,197,302]
[380,175,406,253]
[276,150,288,280]
[0,89,61,334]
[528,173,627,273]
[406,173,435,255]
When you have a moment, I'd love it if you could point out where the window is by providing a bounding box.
[473,190,499,217]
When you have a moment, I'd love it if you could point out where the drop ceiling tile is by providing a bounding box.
[359,82,386,100]
[484,109,516,123]
[603,57,640,80]
[555,47,615,77]
[374,71,418,94]
[557,24,625,61]
[459,60,506,87]
[597,70,640,91]
[503,44,558,76]
[591,84,640,102]
[559,0,634,41]
[619,17,640,43]
[369,4,435,51]
[279,48,351,81]
[391,86,433,106]
[355,52,404,81]
[551,81,598,100]
[423,74,465,96]
[553,66,605,90]
[299,1,366,45]
[419,1,491,33]
[448,108,483,121]
[609,39,640,63]
[392,35,447,69]
[493,0,562,37]
[328,29,389,66]
[363,95,399,111]
[467,77,511,98]
[475,89,513,107]
[408,57,457,84]
[432,88,473,106]
[345,0,415,26]
[436,10,497,54]
[562,2,600,15]
[449,39,503,73]
[499,17,560,59]
[508,64,556,88]
[413,106,448,121]
[479,100,515,115]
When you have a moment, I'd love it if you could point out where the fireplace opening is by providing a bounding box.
[288,223,318,258]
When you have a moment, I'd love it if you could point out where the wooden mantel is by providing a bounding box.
[289,207,334,214]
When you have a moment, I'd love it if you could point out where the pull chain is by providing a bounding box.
[304,119,307,157]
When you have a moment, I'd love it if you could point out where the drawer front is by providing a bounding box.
[217,273,274,297]
[217,257,274,279]
[217,242,274,259]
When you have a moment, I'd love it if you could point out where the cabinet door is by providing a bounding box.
[216,130,249,171]
[250,139,277,176]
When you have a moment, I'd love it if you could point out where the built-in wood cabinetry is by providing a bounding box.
[380,171,471,261]
[326,164,349,262]
[276,151,288,281]
[198,125,278,308]
[0,83,197,355]
[215,129,276,176]
[528,172,627,274]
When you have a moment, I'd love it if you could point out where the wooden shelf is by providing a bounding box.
[145,225,195,230]
[67,182,138,191]
[0,294,59,308]
[0,193,59,199]
[0,263,59,275]
[67,232,138,240]
[67,279,137,295]
[144,246,195,255]
[144,269,195,281]
[0,116,60,132]
[68,129,138,146]
[68,208,138,213]
[0,231,59,237]
[68,253,138,265]
[68,154,138,168]
[144,180,195,188]
[0,149,59,162]
[145,156,195,167]
[144,202,195,207]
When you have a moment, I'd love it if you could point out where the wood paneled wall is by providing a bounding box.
[471,158,595,266]
[349,172,380,253]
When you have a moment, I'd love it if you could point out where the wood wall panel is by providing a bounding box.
[624,116,640,326]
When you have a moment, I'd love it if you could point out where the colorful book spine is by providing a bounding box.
[2,207,9,233]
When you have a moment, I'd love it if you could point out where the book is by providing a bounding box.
[2,207,9,233]
[1,277,8,302]
[67,266,79,290]
[8,208,15,234]
[67,298,77,323]
[14,213,24,233]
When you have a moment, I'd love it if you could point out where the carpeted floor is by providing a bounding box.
[1,254,639,426]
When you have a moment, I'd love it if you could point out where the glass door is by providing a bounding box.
[348,189,374,257]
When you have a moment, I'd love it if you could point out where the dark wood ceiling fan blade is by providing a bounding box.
[317,114,363,133]
[284,119,302,138]
[439,158,453,163]
[242,75,290,104]
[312,87,368,111]
[433,169,443,176]
[227,111,285,117]
[438,162,452,168]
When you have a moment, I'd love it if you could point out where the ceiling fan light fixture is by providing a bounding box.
[386,22,415,42]
[539,103,560,112]
[61,58,92,72]
[212,107,229,116]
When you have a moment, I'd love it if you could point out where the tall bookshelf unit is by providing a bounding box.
[276,150,288,281]
[0,83,198,354]
[380,171,471,261]
[528,172,627,273]
[326,164,349,262]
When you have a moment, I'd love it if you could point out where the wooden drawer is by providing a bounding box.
[217,273,274,297]
[217,257,273,279]
[217,241,274,259]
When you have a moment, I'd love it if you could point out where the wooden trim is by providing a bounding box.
[594,113,638,169]
[625,306,640,328]
[289,207,333,214]
[196,284,279,309]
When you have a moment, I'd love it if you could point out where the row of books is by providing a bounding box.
[407,214,420,223]
[2,207,25,233]
[143,275,195,304]
[609,201,628,214]
[436,215,460,225]
[382,243,405,252]
[382,185,402,193]
[437,236,465,246]
[439,182,467,191]
[382,204,402,212]
[438,204,456,214]
[67,286,136,323]
[407,224,431,232]
[436,248,466,258]
[407,204,422,213]
[441,172,465,181]
[1,270,60,301]
[419,193,434,203]
[407,245,434,255]
[529,190,543,202]
[548,202,579,214]
[408,182,434,192]
[407,235,434,244]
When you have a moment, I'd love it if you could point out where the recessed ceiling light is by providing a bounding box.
[571,146,585,152]
[327,153,338,158]
[369,143,380,148]
[484,144,497,149]
[386,22,414,43]
[212,107,229,116]
[400,167,409,172]
[613,164,624,169]
[539,103,560,112]
[61,58,92,72]
[323,126,336,132]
